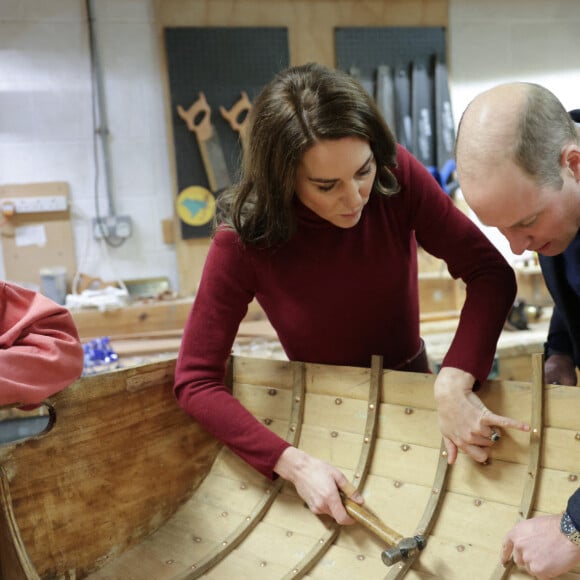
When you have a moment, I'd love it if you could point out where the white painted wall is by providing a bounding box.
[449,0,580,265]
[0,0,578,294]
[0,0,178,291]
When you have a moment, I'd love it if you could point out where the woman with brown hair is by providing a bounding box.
[175,62,528,525]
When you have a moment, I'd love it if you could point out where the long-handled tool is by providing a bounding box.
[341,483,426,566]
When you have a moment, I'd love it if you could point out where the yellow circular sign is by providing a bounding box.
[176,186,216,226]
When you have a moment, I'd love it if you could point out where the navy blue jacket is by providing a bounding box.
[539,109,580,368]
[541,110,580,521]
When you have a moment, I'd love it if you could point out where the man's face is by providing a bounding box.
[461,160,580,256]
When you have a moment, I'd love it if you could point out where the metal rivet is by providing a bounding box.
[575,432,580,441]
[319,538,325,544]
[570,474,578,482]
[191,564,197,569]
[398,564,404,569]
[441,450,448,457]
[292,569,299,575]
[456,545,465,552]
[532,428,538,434]
[335,398,343,405]
[369,403,375,410]
[417,528,425,535]
[404,407,413,414]
[245,516,251,521]
[330,431,338,438]
[268,388,277,396]
[474,499,482,507]
[432,488,439,495]
[364,436,370,443]
[355,473,361,479]
[221,512,228,517]
[357,554,365,561]
[401,444,410,452]
[286,531,293,537]
[295,396,301,403]
[259,561,267,567]
[193,537,202,543]
[166,560,175,565]
[290,425,296,432]
[240,483,247,490]
[264,418,272,425]
[394,481,402,488]
[222,541,228,546]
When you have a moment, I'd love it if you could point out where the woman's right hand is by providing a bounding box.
[273,446,364,525]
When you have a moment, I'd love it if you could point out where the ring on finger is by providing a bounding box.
[489,429,501,443]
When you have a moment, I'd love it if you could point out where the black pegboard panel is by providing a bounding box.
[336,27,448,174]
[165,27,289,238]
[335,27,446,83]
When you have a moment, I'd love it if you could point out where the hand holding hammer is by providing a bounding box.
[340,482,426,566]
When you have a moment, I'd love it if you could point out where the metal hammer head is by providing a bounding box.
[381,535,426,566]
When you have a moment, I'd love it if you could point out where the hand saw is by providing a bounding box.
[177,92,231,194]
[220,91,252,154]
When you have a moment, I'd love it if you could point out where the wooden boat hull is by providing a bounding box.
[1,354,579,579]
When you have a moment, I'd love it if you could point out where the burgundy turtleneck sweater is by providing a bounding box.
[174,145,516,479]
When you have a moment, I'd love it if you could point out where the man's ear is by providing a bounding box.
[561,144,580,181]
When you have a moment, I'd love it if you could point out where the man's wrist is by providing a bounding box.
[561,511,580,546]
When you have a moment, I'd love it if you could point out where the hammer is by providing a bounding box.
[341,483,426,566]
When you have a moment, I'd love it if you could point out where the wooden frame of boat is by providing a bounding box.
[1,353,579,579]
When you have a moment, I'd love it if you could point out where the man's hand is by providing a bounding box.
[545,354,577,386]
[502,515,580,579]
[434,366,530,464]
[273,446,364,525]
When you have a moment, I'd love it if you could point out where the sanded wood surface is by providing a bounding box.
[1,354,580,579]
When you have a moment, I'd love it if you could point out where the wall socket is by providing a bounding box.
[5,195,68,214]
[92,215,133,240]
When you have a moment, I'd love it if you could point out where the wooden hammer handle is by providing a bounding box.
[341,482,403,547]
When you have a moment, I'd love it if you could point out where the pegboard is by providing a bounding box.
[164,27,289,239]
[335,26,447,86]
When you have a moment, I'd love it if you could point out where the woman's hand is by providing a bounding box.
[273,446,364,524]
[434,366,530,464]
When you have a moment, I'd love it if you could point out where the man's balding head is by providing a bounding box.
[456,82,578,194]
[456,83,527,183]
[454,82,580,257]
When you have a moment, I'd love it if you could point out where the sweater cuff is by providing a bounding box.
[566,488,580,529]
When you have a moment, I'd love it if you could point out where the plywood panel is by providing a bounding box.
[154,0,449,295]
[0,182,76,296]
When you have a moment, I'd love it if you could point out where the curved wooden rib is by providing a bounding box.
[282,355,383,580]
[184,361,306,579]
[489,353,544,580]
[384,439,451,579]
